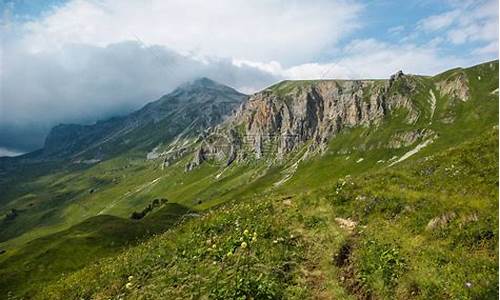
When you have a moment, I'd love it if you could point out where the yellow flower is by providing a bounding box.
[125,282,133,289]
[212,244,217,249]
[243,229,250,236]
[128,275,134,281]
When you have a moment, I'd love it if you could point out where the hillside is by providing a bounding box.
[0,60,497,299]
[0,203,191,297]
[41,127,499,299]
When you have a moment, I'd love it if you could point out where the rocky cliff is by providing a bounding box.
[187,71,432,169]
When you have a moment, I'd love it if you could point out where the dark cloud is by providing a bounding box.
[0,41,279,152]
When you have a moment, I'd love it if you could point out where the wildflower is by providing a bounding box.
[212,244,217,249]
[241,241,248,249]
[213,261,217,265]
[227,251,233,257]
[239,237,244,242]
[273,240,278,244]
[253,232,257,237]
[125,282,133,289]
[128,275,134,281]
[244,229,250,235]
[251,236,257,242]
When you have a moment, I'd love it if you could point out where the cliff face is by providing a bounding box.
[188,72,427,168]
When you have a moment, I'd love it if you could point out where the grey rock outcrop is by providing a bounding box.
[436,72,470,102]
[188,72,424,169]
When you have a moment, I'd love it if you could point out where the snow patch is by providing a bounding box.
[428,89,436,124]
[146,146,160,160]
[274,151,307,186]
[389,139,434,167]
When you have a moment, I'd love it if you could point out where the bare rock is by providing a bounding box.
[426,212,456,230]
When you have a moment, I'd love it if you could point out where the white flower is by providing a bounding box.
[241,241,248,248]
[125,282,133,289]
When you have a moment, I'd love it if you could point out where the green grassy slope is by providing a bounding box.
[40,127,498,299]
[0,203,191,297]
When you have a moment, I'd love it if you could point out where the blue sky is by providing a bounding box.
[0,0,498,154]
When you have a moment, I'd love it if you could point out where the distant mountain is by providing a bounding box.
[35,78,246,161]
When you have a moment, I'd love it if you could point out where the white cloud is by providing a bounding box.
[472,41,499,55]
[236,39,466,80]
[0,41,280,151]
[14,0,363,65]
[388,25,405,35]
[417,10,460,32]
[417,0,498,46]
[0,147,24,158]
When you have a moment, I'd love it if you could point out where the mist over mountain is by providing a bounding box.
[0,42,278,153]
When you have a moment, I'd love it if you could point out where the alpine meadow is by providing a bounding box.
[0,1,499,299]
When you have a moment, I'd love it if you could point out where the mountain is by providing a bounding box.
[0,61,498,299]
[187,62,495,170]
[23,78,246,161]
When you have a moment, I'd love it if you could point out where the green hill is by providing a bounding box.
[40,128,498,299]
[0,203,191,297]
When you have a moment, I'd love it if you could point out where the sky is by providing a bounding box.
[0,0,498,155]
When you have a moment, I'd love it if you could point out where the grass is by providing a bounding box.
[0,60,497,299]
[38,127,498,299]
[0,203,191,297]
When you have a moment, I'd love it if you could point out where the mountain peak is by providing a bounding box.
[177,77,223,91]
[192,77,218,86]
